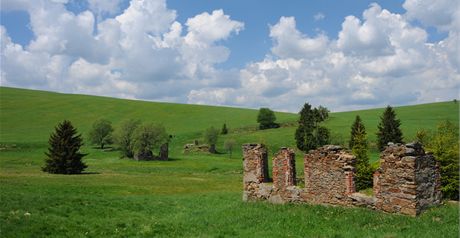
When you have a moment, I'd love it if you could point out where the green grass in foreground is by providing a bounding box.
[1,87,459,237]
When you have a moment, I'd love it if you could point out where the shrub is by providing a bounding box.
[42,120,87,174]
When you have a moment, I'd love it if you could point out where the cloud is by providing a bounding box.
[403,0,458,31]
[188,2,459,112]
[270,16,329,59]
[88,0,123,19]
[1,0,458,112]
[314,12,325,21]
[1,0,244,101]
[185,9,244,46]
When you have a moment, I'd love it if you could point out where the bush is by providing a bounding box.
[89,118,113,149]
[114,119,141,158]
[42,120,87,174]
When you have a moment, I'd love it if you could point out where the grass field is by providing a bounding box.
[1,87,459,237]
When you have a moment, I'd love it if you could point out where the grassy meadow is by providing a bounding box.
[0,87,459,237]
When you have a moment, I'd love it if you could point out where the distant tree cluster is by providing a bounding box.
[295,103,330,152]
[43,117,171,174]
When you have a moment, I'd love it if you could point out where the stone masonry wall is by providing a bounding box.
[242,142,441,216]
[374,142,442,216]
[242,144,270,201]
[273,147,296,190]
[303,145,356,206]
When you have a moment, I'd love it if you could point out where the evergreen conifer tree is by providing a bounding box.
[349,115,365,149]
[43,120,87,174]
[295,103,330,152]
[350,116,373,190]
[376,106,403,151]
[221,123,228,135]
[295,103,316,152]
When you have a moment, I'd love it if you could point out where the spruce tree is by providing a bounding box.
[349,115,365,149]
[295,103,316,152]
[376,106,403,151]
[43,120,87,174]
[350,116,373,190]
[221,123,228,135]
[296,103,330,152]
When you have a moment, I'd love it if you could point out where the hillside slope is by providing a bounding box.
[0,87,297,143]
[0,87,458,237]
[1,87,457,149]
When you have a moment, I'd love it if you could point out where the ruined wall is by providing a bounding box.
[303,145,356,205]
[273,147,296,190]
[374,142,442,216]
[158,143,168,161]
[242,144,270,201]
[271,148,301,203]
[242,142,441,216]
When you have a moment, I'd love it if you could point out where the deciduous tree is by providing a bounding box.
[204,126,219,153]
[427,120,459,200]
[133,123,169,159]
[114,119,141,158]
[257,108,278,129]
[89,118,113,149]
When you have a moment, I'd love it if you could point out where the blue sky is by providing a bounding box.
[0,0,458,112]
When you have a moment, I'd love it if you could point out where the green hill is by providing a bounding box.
[0,86,458,237]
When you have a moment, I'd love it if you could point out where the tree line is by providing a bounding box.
[43,119,170,174]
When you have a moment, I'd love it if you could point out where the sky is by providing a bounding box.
[0,0,459,112]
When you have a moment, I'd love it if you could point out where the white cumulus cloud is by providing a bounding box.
[188,2,460,112]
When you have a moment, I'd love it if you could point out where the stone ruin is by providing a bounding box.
[134,143,169,161]
[242,142,442,216]
[183,140,211,154]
